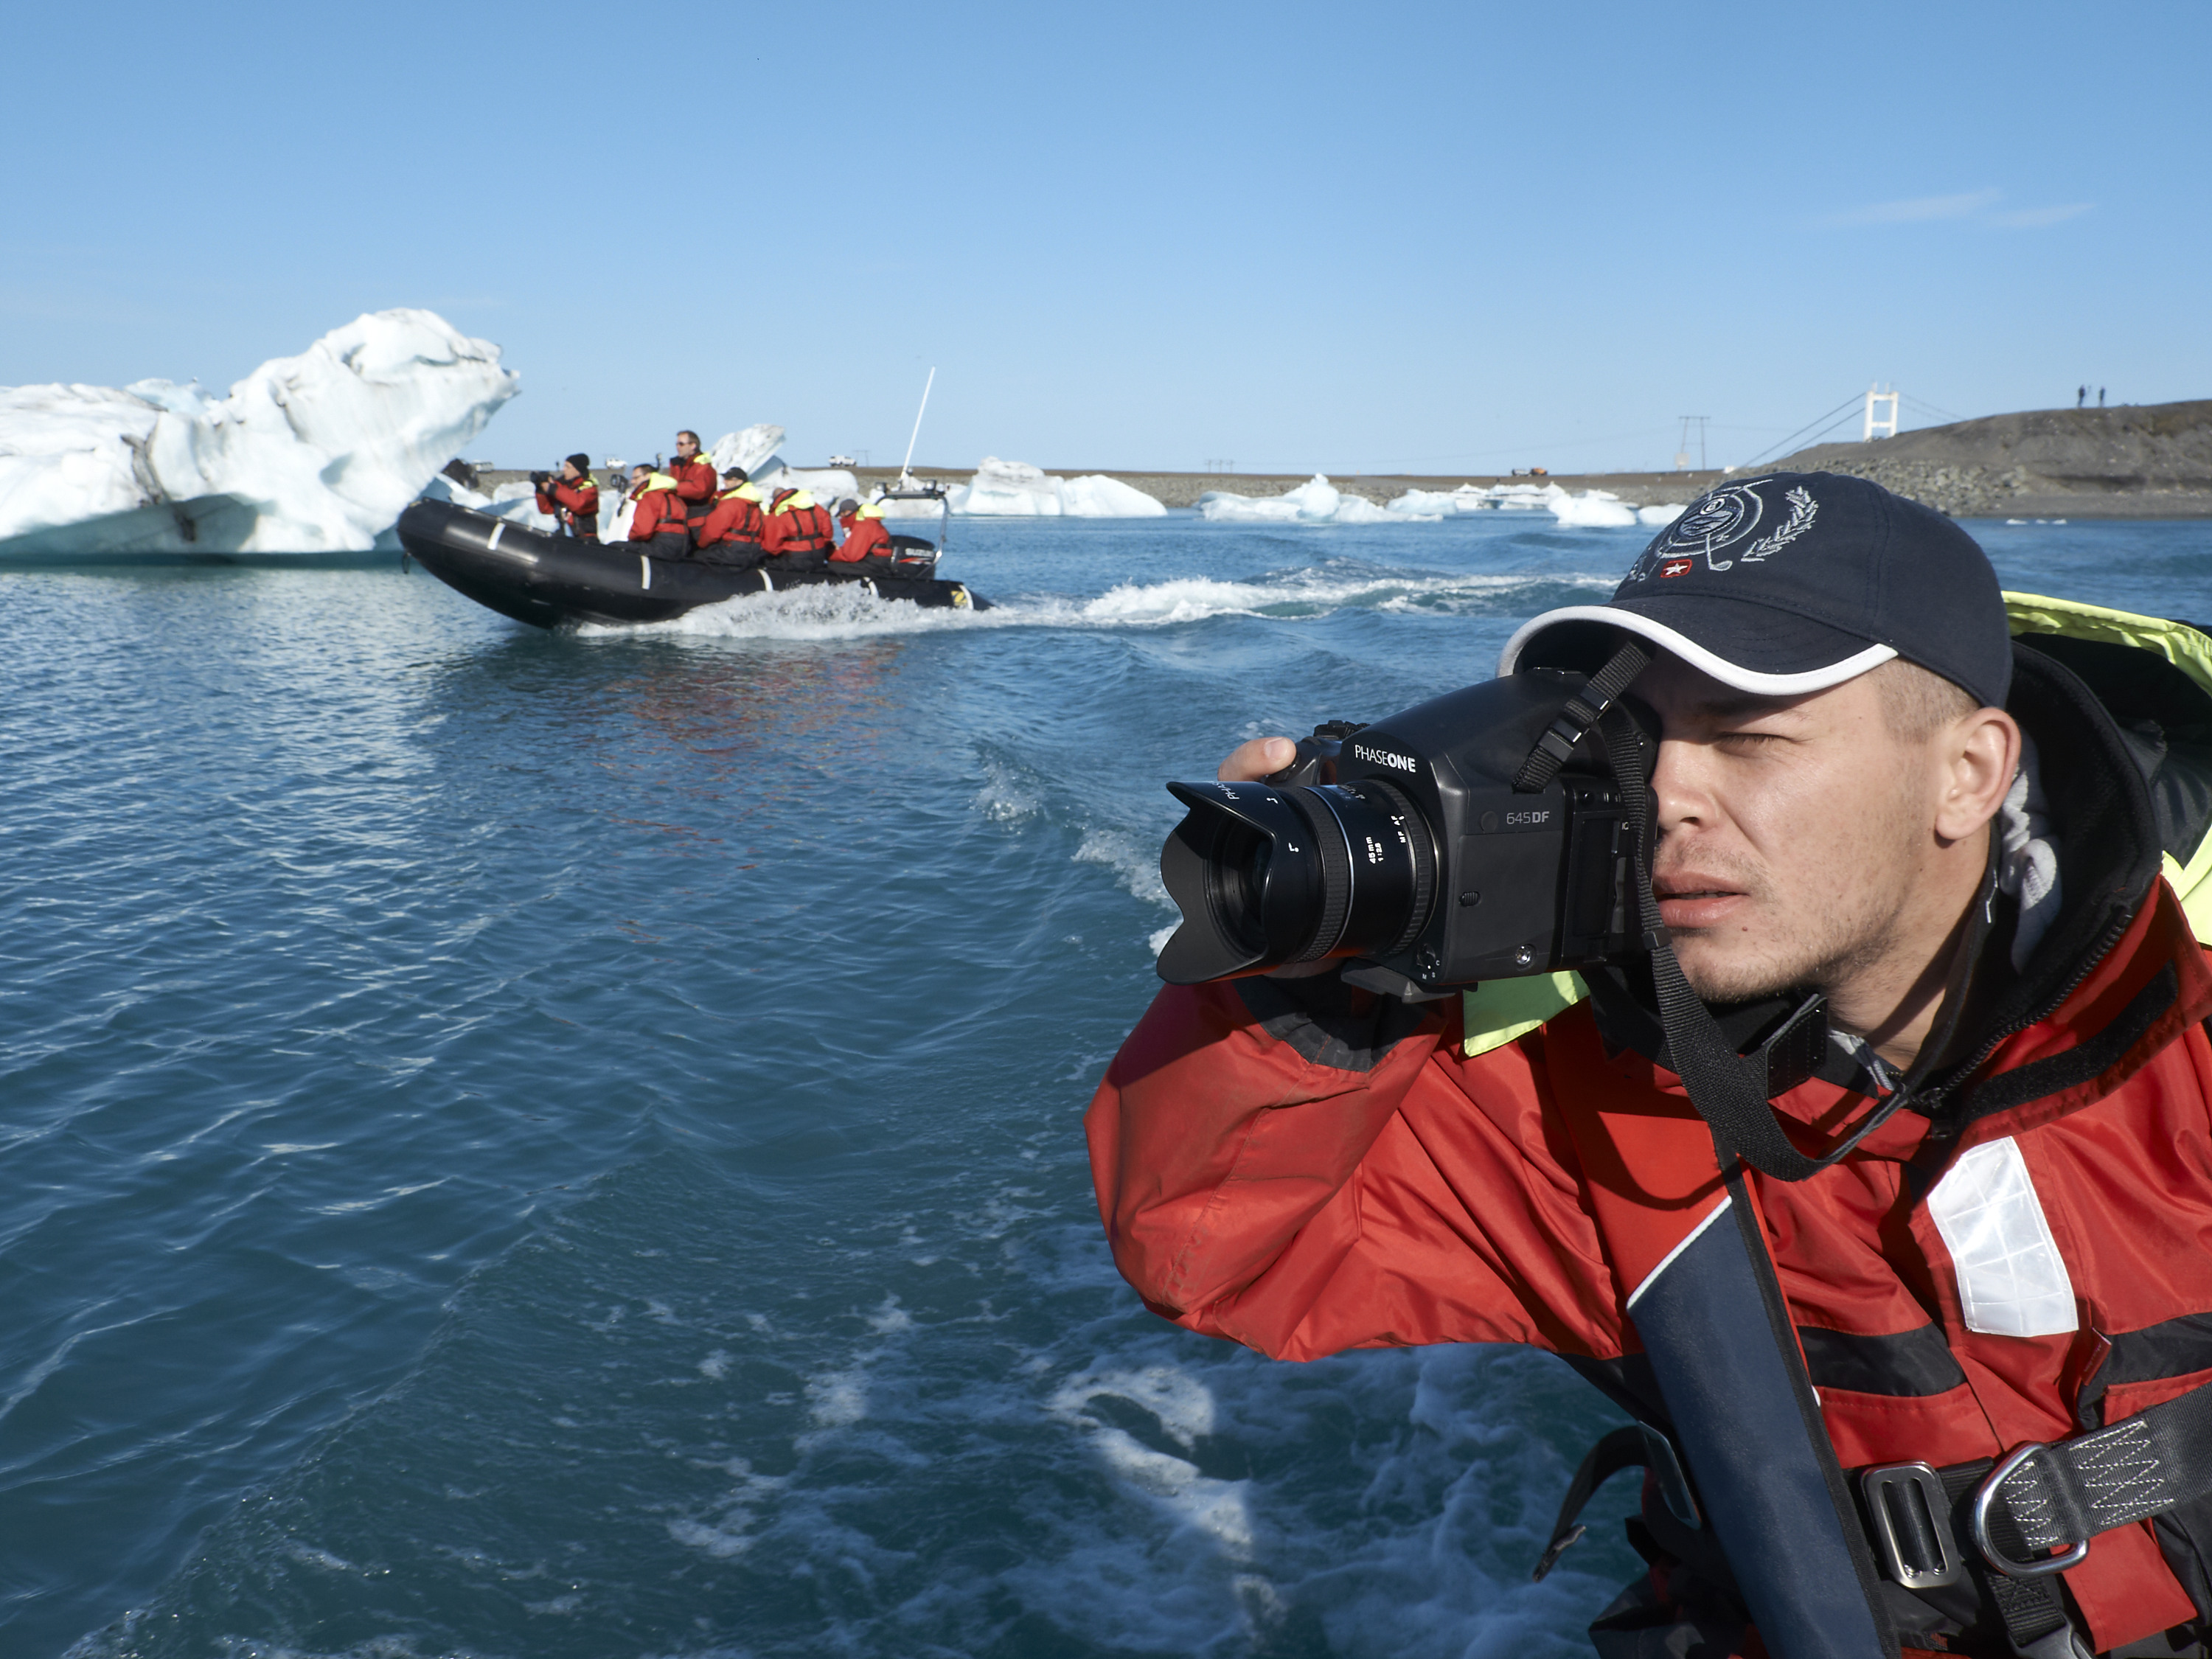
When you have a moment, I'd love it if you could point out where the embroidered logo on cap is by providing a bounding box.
[1624,479,1820,582]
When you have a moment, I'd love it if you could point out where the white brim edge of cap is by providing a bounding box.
[1498,605,1898,695]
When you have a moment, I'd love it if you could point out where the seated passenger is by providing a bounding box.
[762,487,835,572]
[668,429,718,527]
[625,465,694,557]
[693,467,768,566]
[532,453,600,540]
[830,498,893,564]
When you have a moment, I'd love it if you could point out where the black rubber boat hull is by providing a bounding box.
[395,500,988,629]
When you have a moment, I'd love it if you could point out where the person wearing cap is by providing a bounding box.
[1087,472,2212,1658]
[532,454,600,540]
[692,467,768,567]
[761,485,835,571]
[667,430,717,526]
[829,498,891,564]
[622,463,693,557]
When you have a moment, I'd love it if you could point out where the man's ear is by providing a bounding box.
[1934,706,2022,843]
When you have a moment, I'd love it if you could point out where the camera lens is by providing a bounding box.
[1211,821,1273,953]
[1290,781,1435,961]
[1156,777,1436,984]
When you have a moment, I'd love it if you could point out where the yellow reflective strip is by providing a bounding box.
[2006,591,2212,943]
[1461,971,1587,1058]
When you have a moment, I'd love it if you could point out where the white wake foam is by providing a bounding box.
[571,566,1616,644]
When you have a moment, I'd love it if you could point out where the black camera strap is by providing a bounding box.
[1513,639,1656,793]
[1595,709,1907,1183]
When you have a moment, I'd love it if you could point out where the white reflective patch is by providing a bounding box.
[1927,1136,2078,1338]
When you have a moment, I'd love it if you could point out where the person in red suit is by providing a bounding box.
[693,469,769,567]
[830,498,892,563]
[668,431,717,526]
[623,465,693,557]
[761,487,835,572]
[532,454,600,540]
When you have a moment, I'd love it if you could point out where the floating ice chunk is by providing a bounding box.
[1197,474,1339,523]
[1548,489,1639,529]
[0,310,517,556]
[960,456,1060,517]
[1386,484,1495,517]
[1058,473,1169,517]
[945,456,1166,518]
[1330,493,1396,524]
[1638,502,1686,527]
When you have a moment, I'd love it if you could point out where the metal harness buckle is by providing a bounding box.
[1860,1461,1962,1590]
[1972,1443,2093,1579]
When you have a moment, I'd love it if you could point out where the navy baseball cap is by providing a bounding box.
[1499,471,2012,711]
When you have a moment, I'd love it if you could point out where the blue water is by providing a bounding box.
[2,512,2205,1658]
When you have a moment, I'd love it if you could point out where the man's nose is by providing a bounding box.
[1649,738,1711,834]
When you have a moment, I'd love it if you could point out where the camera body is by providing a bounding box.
[1155,669,1652,990]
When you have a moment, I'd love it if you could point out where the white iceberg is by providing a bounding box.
[1196,474,1398,525]
[0,309,518,556]
[1386,484,1498,518]
[1197,474,1338,523]
[1548,489,1639,528]
[936,456,1166,518]
[1057,472,1170,518]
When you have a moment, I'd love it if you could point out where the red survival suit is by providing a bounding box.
[762,490,835,566]
[1088,619,2212,1658]
[625,473,692,554]
[535,473,600,540]
[668,451,718,524]
[694,481,768,565]
[831,504,891,563]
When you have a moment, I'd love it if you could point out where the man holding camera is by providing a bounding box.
[530,453,599,540]
[1088,473,2212,1659]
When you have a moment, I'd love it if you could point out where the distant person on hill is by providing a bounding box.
[532,453,600,540]
[624,464,694,557]
[693,467,769,567]
[2078,384,2088,408]
[668,431,718,526]
[830,498,893,564]
[762,487,835,572]
[2101,387,2108,407]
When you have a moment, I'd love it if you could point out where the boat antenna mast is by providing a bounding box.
[897,367,936,490]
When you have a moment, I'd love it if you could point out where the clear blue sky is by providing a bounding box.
[5,0,2206,476]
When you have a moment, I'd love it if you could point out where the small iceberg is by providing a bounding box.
[933,456,1166,518]
[1197,475,1394,524]
[0,309,518,556]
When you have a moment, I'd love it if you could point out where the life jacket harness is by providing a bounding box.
[1503,594,2212,1659]
[701,487,766,546]
[629,476,691,543]
[769,490,833,552]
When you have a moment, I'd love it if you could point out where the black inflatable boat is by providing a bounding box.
[394,496,987,630]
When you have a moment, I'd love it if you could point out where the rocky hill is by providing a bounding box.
[1775,399,2212,518]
